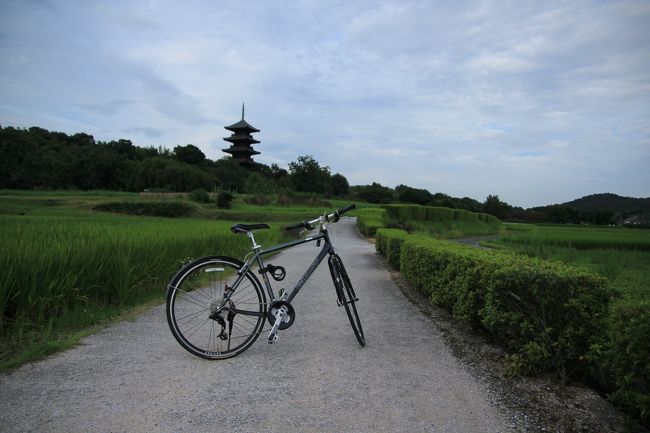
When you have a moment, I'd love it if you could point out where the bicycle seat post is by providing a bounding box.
[246,231,261,251]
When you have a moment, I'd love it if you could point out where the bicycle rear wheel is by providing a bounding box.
[166,256,267,359]
[328,254,365,346]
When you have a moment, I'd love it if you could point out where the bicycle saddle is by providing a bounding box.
[231,223,270,234]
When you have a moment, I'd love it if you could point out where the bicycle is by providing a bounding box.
[165,204,365,359]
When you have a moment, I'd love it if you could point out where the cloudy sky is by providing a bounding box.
[1,0,648,207]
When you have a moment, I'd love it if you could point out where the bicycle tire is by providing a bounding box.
[166,256,267,359]
[328,254,365,346]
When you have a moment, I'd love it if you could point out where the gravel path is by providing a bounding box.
[0,218,515,433]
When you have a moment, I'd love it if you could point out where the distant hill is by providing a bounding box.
[561,193,650,213]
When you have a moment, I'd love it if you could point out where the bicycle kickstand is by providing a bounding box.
[267,305,288,344]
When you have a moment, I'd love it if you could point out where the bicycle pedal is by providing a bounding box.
[268,332,278,344]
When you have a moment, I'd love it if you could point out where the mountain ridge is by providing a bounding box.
[559,193,650,213]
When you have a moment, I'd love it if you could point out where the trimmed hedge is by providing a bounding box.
[376,229,613,380]
[383,204,499,225]
[356,208,387,236]
[607,300,650,422]
[376,229,409,269]
[374,226,648,422]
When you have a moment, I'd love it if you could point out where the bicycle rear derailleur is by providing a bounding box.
[209,299,235,341]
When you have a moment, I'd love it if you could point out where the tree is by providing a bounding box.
[396,184,433,205]
[483,195,511,220]
[330,173,349,197]
[174,144,205,165]
[288,155,332,195]
[352,182,394,204]
[212,157,250,192]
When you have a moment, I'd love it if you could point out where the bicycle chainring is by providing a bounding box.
[266,300,295,330]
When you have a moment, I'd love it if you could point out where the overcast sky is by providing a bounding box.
[1,0,648,207]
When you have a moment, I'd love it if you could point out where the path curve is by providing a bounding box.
[0,218,515,433]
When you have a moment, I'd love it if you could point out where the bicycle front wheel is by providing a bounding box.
[329,254,365,347]
[166,256,267,359]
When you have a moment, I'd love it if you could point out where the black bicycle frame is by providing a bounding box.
[226,230,334,307]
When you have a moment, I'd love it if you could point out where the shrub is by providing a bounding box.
[607,300,650,423]
[376,229,408,269]
[93,201,195,217]
[396,234,613,381]
[244,195,272,205]
[216,191,234,209]
[189,188,210,203]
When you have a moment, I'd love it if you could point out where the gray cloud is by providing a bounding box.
[125,126,166,138]
[0,0,648,207]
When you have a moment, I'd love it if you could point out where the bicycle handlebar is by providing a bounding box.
[285,204,356,231]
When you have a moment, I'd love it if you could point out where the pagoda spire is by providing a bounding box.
[241,102,245,120]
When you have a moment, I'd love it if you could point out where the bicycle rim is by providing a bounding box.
[166,256,266,359]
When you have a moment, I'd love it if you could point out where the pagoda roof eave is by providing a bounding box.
[224,119,260,133]
[222,147,261,156]
[223,136,260,145]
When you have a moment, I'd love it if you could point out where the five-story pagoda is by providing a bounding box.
[222,104,260,169]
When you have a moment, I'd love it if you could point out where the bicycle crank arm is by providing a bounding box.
[267,306,288,344]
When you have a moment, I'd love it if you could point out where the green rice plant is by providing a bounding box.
[93,201,197,217]
[498,224,650,251]
[0,213,287,359]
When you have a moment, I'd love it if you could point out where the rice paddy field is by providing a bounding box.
[0,190,320,369]
[488,224,650,303]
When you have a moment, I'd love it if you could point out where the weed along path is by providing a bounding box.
[0,218,515,433]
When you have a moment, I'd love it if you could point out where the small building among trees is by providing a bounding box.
[222,104,261,169]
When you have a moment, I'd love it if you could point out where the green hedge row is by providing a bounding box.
[376,228,409,269]
[357,204,500,239]
[607,301,650,421]
[383,204,499,225]
[376,228,613,380]
[356,208,387,236]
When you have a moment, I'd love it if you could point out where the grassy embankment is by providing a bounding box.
[0,190,353,370]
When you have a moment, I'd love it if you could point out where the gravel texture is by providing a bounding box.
[0,218,530,432]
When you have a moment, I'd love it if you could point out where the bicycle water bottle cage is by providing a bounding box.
[260,264,286,281]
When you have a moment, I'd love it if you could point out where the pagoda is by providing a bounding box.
[222,104,260,169]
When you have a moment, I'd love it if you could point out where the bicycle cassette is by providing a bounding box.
[266,300,295,330]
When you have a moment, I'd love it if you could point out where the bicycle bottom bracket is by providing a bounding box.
[267,300,295,330]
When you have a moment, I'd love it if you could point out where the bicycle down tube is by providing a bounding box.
[226,231,332,307]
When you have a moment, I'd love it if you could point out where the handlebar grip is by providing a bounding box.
[337,204,356,215]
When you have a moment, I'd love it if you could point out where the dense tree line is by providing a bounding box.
[0,125,631,225]
[0,126,349,197]
[348,183,618,224]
